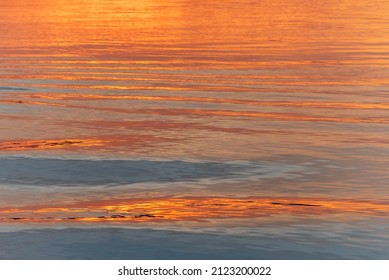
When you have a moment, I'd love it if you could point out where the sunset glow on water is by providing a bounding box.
[0,0,389,259]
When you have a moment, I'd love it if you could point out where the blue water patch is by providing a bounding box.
[1,227,388,260]
[0,157,293,187]
[0,86,30,91]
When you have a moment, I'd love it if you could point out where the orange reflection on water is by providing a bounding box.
[0,139,105,151]
[0,135,176,151]
[5,93,388,125]
[26,93,389,110]
[1,197,388,223]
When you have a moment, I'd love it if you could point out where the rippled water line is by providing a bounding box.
[2,102,387,125]
[21,94,389,109]
[1,196,388,224]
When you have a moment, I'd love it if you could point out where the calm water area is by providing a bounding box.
[0,0,388,259]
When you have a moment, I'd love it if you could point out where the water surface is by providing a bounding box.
[0,0,389,259]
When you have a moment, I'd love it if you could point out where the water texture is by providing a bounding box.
[0,0,388,259]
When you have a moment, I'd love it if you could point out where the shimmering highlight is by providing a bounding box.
[1,197,388,223]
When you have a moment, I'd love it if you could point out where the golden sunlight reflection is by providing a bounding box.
[0,135,175,151]
[1,197,388,223]
[0,139,105,151]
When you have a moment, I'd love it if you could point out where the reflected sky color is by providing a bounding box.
[1,196,389,223]
[0,0,389,259]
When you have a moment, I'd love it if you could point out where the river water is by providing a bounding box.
[0,0,388,259]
